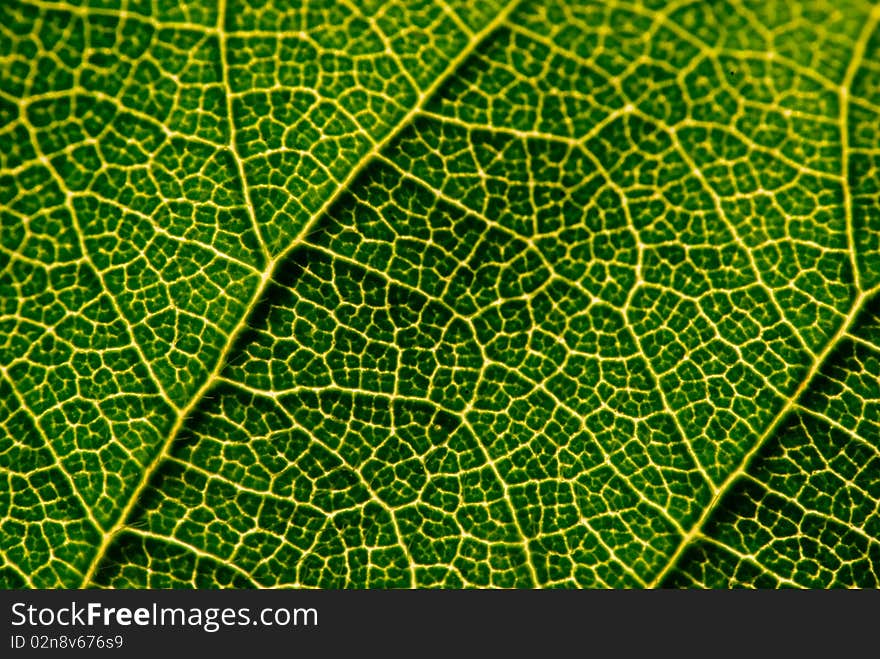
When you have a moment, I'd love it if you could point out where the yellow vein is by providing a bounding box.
[649,283,880,587]
[696,533,801,588]
[0,369,105,538]
[376,151,715,519]
[19,121,179,413]
[79,0,524,587]
[217,0,271,266]
[840,4,880,293]
[124,528,262,587]
[740,472,880,551]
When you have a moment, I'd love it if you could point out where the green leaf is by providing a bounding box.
[1,0,878,588]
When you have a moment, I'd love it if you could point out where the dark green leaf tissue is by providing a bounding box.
[2,0,879,588]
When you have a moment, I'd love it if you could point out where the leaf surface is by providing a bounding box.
[1,0,879,588]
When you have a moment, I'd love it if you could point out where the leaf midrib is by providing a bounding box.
[78,0,523,588]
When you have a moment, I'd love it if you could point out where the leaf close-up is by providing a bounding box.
[2,0,879,588]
